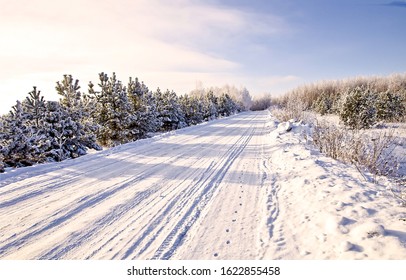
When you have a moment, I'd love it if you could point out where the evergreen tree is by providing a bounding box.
[314,92,334,115]
[89,72,132,146]
[127,77,160,139]
[218,93,237,116]
[56,75,101,152]
[179,94,204,126]
[23,87,46,130]
[41,101,95,161]
[376,91,405,122]
[1,100,44,167]
[203,91,218,121]
[339,87,378,129]
[155,89,186,131]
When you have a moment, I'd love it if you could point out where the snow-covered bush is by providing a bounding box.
[311,122,401,181]
[311,121,349,160]
[271,97,308,122]
[391,178,406,207]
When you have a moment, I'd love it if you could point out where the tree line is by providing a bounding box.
[0,73,251,172]
[272,73,406,128]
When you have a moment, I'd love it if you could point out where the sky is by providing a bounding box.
[0,0,405,114]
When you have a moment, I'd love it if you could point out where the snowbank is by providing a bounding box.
[264,113,406,259]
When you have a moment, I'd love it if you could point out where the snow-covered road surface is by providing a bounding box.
[0,111,274,259]
[1,111,405,260]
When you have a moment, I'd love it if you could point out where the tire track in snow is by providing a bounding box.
[119,115,258,259]
[29,118,254,259]
[151,126,255,259]
[0,141,213,258]
[40,154,215,259]
[0,112,265,259]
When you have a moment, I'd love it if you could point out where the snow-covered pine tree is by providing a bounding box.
[41,100,98,161]
[203,91,218,121]
[338,87,377,129]
[376,90,405,122]
[157,89,187,131]
[179,94,204,126]
[127,77,160,139]
[23,86,46,130]
[56,75,101,152]
[179,94,192,125]
[89,72,132,146]
[314,92,334,115]
[1,100,43,167]
[217,93,237,117]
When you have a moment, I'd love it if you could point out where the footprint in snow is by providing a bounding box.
[214,253,218,257]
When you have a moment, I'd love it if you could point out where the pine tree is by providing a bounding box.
[218,93,237,116]
[376,90,405,122]
[1,100,43,167]
[56,75,101,153]
[203,91,218,121]
[338,87,378,129]
[155,89,186,131]
[127,77,160,139]
[23,86,46,130]
[179,94,204,126]
[89,72,132,146]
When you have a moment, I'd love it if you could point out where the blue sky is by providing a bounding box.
[0,0,405,114]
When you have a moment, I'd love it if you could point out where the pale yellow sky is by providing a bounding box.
[0,0,299,114]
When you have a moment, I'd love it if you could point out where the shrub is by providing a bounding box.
[311,122,401,181]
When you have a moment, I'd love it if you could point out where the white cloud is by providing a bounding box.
[0,0,290,114]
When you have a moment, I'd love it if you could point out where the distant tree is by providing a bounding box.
[250,94,272,111]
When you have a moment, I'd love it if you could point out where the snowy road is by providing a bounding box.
[0,111,274,259]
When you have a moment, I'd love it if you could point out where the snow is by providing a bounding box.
[0,111,405,260]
